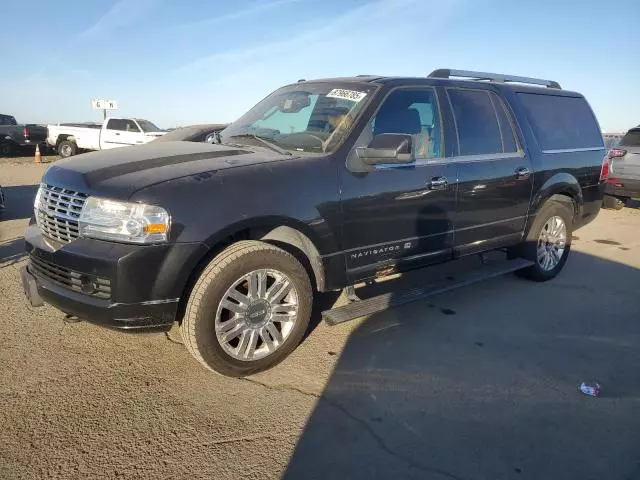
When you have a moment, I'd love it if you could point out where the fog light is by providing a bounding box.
[79,275,97,294]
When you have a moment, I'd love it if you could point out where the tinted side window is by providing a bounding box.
[106,119,126,131]
[448,89,502,155]
[518,93,602,150]
[491,94,518,153]
[372,88,442,158]
[0,115,16,125]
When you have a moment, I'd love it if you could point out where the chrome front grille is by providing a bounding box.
[35,184,88,243]
[29,255,111,299]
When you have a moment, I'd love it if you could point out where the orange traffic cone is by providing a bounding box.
[34,144,41,163]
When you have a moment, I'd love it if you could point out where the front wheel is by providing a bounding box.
[181,241,313,377]
[513,198,573,282]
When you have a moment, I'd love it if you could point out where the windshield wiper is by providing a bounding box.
[228,134,292,156]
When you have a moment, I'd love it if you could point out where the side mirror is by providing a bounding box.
[356,134,413,166]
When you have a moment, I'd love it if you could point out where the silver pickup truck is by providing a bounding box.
[0,113,48,156]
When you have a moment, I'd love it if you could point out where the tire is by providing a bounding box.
[181,240,313,377]
[513,198,573,282]
[0,142,12,156]
[57,140,77,158]
[602,194,625,210]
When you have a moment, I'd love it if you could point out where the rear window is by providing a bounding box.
[106,119,126,131]
[447,89,518,156]
[620,129,640,147]
[106,119,140,132]
[448,89,502,155]
[518,93,602,151]
[491,94,518,153]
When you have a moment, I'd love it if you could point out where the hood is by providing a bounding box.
[43,140,289,199]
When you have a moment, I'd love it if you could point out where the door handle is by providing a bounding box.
[114,132,120,136]
[427,176,448,190]
[514,167,531,180]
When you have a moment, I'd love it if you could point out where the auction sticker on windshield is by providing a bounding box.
[327,89,367,102]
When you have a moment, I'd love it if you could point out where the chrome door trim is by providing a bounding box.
[541,147,605,154]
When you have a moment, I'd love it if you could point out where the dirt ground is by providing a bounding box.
[1,157,639,479]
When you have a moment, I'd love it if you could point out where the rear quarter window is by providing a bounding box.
[518,93,602,151]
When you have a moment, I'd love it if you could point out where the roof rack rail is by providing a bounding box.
[428,69,561,89]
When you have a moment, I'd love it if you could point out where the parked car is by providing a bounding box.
[602,125,640,209]
[152,124,229,143]
[47,117,166,158]
[22,69,605,377]
[0,113,48,156]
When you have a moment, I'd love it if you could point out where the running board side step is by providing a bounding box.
[322,258,534,326]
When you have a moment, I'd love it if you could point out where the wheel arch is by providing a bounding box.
[531,173,582,221]
[175,217,329,324]
[56,135,76,146]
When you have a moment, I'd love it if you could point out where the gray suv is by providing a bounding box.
[603,126,640,209]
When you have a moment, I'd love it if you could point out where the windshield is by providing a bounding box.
[221,82,377,154]
[137,120,163,133]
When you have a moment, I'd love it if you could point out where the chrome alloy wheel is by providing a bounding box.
[59,144,72,157]
[537,215,567,271]
[215,269,298,361]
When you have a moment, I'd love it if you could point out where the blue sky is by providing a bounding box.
[2,0,638,132]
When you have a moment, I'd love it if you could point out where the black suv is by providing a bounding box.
[22,69,606,376]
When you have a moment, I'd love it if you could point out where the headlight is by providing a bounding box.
[79,197,170,244]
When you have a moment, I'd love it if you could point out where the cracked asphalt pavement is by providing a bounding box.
[1,158,640,479]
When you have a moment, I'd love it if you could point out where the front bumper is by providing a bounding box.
[604,178,640,199]
[23,222,208,332]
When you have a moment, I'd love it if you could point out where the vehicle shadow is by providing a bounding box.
[283,249,640,480]
[0,184,38,221]
[0,238,26,264]
[0,144,50,158]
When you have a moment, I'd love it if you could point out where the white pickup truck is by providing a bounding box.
[47,117,166,158]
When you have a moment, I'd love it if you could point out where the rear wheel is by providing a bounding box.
[513,199,573,282]
[0,142,12,156]
[602,194,625,210]
[57,140,76,158]
[180,241,313,377]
